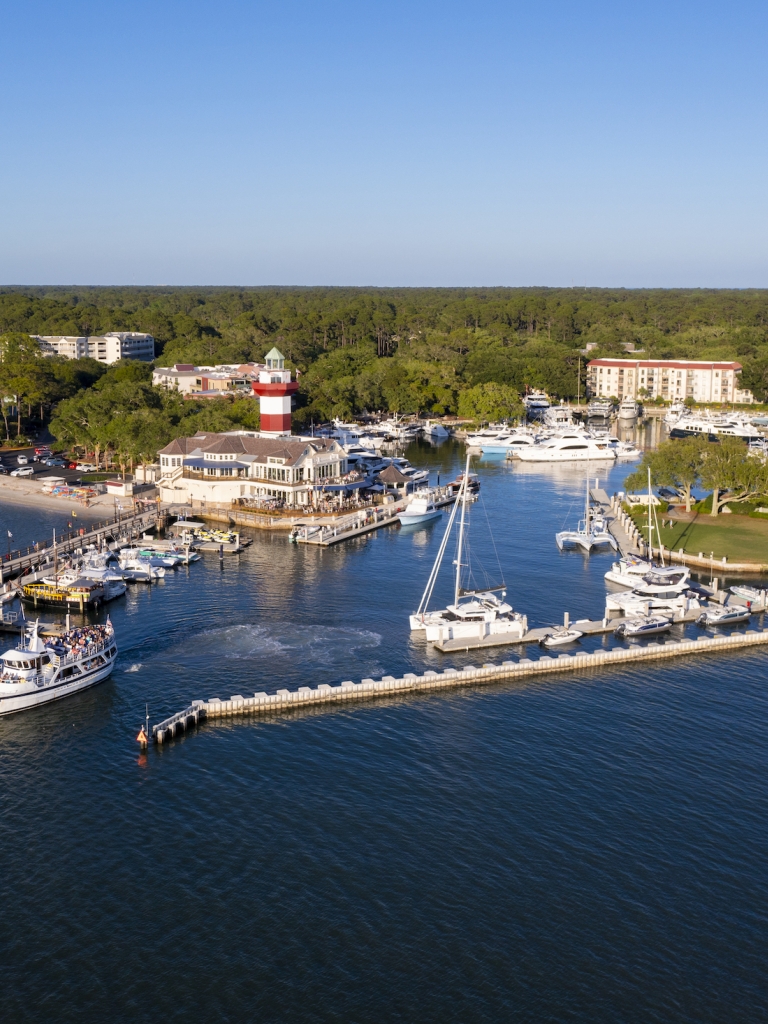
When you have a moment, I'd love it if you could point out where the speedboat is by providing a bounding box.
[0,619,117,716]
[516,431,617,463]
[730,585,766,605]
[398,493,442,527]
[540,627,583,647]
[697,606,752,627]
[614,616,671,638]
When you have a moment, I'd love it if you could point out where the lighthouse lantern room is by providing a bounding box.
[251,348,299,437]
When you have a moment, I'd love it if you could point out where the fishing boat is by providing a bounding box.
[0,619,117,716]
[397,493,443,527]
[556,471,618,553]
[614,615,672,638]
[696,606,752,627]
[409,454,527,644]
[540,627,583,647]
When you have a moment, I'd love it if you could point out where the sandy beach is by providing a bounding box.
[0,476,116,517]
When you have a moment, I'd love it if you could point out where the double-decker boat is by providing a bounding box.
[0,620,118,716]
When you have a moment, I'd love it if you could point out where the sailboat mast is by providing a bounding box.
[454,452,471,606]
[53,528,57,581]
[585,467,590,535]
[416,479,463,615]
[647,466,652,557]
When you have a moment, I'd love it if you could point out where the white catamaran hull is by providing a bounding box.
[0,656,117,716]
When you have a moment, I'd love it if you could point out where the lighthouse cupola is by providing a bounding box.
[252,347,299,437]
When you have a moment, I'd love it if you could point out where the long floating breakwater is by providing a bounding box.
[153,627,768,744]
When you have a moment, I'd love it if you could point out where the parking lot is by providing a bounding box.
[0,447,89,485]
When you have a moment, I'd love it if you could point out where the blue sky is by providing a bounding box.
[1,0,766,286]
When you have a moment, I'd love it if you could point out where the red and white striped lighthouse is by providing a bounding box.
[251,348,299,437]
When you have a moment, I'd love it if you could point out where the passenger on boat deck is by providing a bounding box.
[46,623,111,652]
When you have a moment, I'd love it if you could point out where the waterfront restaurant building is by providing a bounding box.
[157,432,347,507]
[586,358,754,404]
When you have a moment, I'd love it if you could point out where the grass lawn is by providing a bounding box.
[631,510,768,564]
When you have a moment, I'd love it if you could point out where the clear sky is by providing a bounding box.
[1,0,766,286]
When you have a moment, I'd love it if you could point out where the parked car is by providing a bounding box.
[16,455,29,464]
[66,461,78,469]
[0,466,7,475]
[11,466,34,477]
[44,458,66,467]
[76,462,97,471]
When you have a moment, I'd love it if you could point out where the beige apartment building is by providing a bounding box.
[587,359,754,404]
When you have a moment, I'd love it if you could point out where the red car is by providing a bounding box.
[66,461,78,469]
[35,447,51,456]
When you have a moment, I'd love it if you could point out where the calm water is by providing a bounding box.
[1,441,767,1023]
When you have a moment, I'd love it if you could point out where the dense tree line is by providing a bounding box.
[3,287,768,450]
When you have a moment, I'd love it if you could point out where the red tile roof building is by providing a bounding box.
[586,359,753,404]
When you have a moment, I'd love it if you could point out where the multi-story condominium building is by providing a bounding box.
[153,362,263,395]
[157,431,347,507]
[587,358,754,404]
[33,332,155,363]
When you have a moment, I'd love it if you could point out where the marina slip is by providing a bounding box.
[2,434,768,1023]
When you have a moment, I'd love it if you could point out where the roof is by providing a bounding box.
[265,347,284,361]
[157,431,338,465]
[587,358,742,371]
[379,464,409,484]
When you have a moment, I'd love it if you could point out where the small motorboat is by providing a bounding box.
[540,627,583,647]
[614,615,672,638]
[730,585,765,604]
[697,607,752,627]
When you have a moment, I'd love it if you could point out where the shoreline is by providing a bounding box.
[0,478,115,517]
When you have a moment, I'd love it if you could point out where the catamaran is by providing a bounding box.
[555,471,618,553]
[409,454,527,644]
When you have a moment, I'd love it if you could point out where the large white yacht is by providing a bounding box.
[523,391,550,417]
[421,420,451,439]
[0,620,117,716]
[516,431,617,462]
[668,413,762,443]
[543,404,574,429]
[479,429,539,455]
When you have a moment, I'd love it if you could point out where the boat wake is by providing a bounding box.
[196,623,383,669]
[125,663,142,673]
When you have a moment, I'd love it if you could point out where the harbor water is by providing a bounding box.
[1,441,767,1022]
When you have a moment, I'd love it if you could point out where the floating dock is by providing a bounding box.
[290,490,456,547]
[152,626,768,744]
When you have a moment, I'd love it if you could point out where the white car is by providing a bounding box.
[76,462,97,471]
[16,454,29,464]
[10,466,34,477]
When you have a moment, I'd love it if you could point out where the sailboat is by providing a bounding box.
[409,453,528,644]
[555,471,618,553]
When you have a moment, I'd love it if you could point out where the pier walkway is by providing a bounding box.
[152,626,768,744]
[0,508,166,585]
[290,489,456,547]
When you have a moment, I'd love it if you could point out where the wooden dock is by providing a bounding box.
[152,626,768,744]
[291,490,456,547]
[0,508,167,585]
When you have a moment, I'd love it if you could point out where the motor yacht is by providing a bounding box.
[464,424,510,446]
[669,414,762,443]
[0,620,117,716]
[523,391,550,417]
[605,589,704,618]
[118,555,165,582]
[516,431,617,462]
[543,405,574,429]
[605,556,691,590]
[480,430,539,455]
[618,397,640,419]
[397,493,443,527]
[587,399,614,419]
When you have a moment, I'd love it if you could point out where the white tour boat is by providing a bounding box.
[516,431,617,463]
[0,619,118,716]
[409,454,527,644]
[397,493,443,527]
